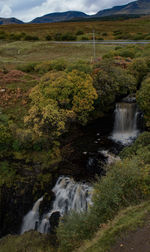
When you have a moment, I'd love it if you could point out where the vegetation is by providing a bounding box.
[0,32,150,252]
[0,15,150,41]
[57,132,150,251]
[137,77,150,128]
[77,201,150,252]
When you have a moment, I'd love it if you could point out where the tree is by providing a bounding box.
[24,104,65,138]
[28,70,98,127]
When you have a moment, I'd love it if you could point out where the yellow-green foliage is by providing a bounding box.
[137,77,150,128]
[0,231,56,252]
[25,70,98,138]
[0,123,12,150]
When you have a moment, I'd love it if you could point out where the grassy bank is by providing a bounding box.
[76,201,150,252]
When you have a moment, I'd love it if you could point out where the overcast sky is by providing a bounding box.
[0,0,135,22]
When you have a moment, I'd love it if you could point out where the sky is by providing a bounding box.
[0,0,135,22]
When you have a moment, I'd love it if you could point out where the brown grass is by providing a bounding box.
[1,15,150,40]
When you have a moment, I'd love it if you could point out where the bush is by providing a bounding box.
[76,30,84,36]
[0,123,12,151]
[80,36,89,41]
[137,77,150,128]
[23,35,39,41]
[66,60,92,74]
[45,34,52,41]
[120,132,150,159]
[93,59,137,111]
[35,59,67,74]
[54,33,63,41]
[97,37,104,41]
[129,57,149,84]
[102,32,108,36]
[61,33,76,41]
[0,33,7,40]
[17,62,37,73]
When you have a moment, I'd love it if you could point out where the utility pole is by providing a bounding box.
[93,29,96,60]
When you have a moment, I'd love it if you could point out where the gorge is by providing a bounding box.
[19,99,141,235]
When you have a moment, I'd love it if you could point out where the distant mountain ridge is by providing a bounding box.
[30,11,88,24]
[96,0,150,17]
[0,17,23,25]
[0,0,150,25]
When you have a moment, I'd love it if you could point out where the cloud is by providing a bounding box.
[0,4,12,17]
[0,0,135,22]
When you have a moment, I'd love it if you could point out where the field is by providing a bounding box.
[1,15,150,41]
[0,41,117,68]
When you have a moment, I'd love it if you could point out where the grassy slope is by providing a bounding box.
[75,201,150,252]
[0,15,150,40]
[0,201,150,252]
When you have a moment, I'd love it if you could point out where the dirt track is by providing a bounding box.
[111,217,150,252]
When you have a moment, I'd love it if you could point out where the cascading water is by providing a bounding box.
[111,102,139,145]
[21,176,93,234]
[21,197,43,234]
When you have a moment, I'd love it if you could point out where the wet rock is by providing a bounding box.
[49,211,60,233]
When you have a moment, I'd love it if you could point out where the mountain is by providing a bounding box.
[30,11,88,24]
[0,17,24,25]
[96,0,150,17]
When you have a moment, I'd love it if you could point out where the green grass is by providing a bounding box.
[0,41,117,67]
[76,201,150,252]
[0,231,56,252]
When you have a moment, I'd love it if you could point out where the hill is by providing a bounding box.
[30,11,88,24]
[96,0,150,17]
[0,17,23,25]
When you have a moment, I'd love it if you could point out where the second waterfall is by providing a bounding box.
[111,102,139,145]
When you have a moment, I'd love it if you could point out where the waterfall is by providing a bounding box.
[111,102,139,145]
[21,197,43,234]
[21,176,93,234]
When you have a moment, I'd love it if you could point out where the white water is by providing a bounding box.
[21,176,93,234]
[21,197,43,234]
[111,102,139,145]
[99,150,120,165]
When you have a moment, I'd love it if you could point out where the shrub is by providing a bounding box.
[61,33,76,41]
[66,60,92,74]
[93,59,137,111]
[0,33,7,40]
[23,35,39,41]
[76,30,84,36]
[35,59,67,74]
[0,123,12,150]
[54,33,63,41]
[129,57,149,84]
[17,62,37,73]
[80,36,89,41]
[102,32,108,36]
[45,34,52,41]
[120,132,150,159]
[28,70,98,127]
[137,77,150,128]
[97,37,104,41]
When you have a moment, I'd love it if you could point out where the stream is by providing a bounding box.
[20,101,141,234]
